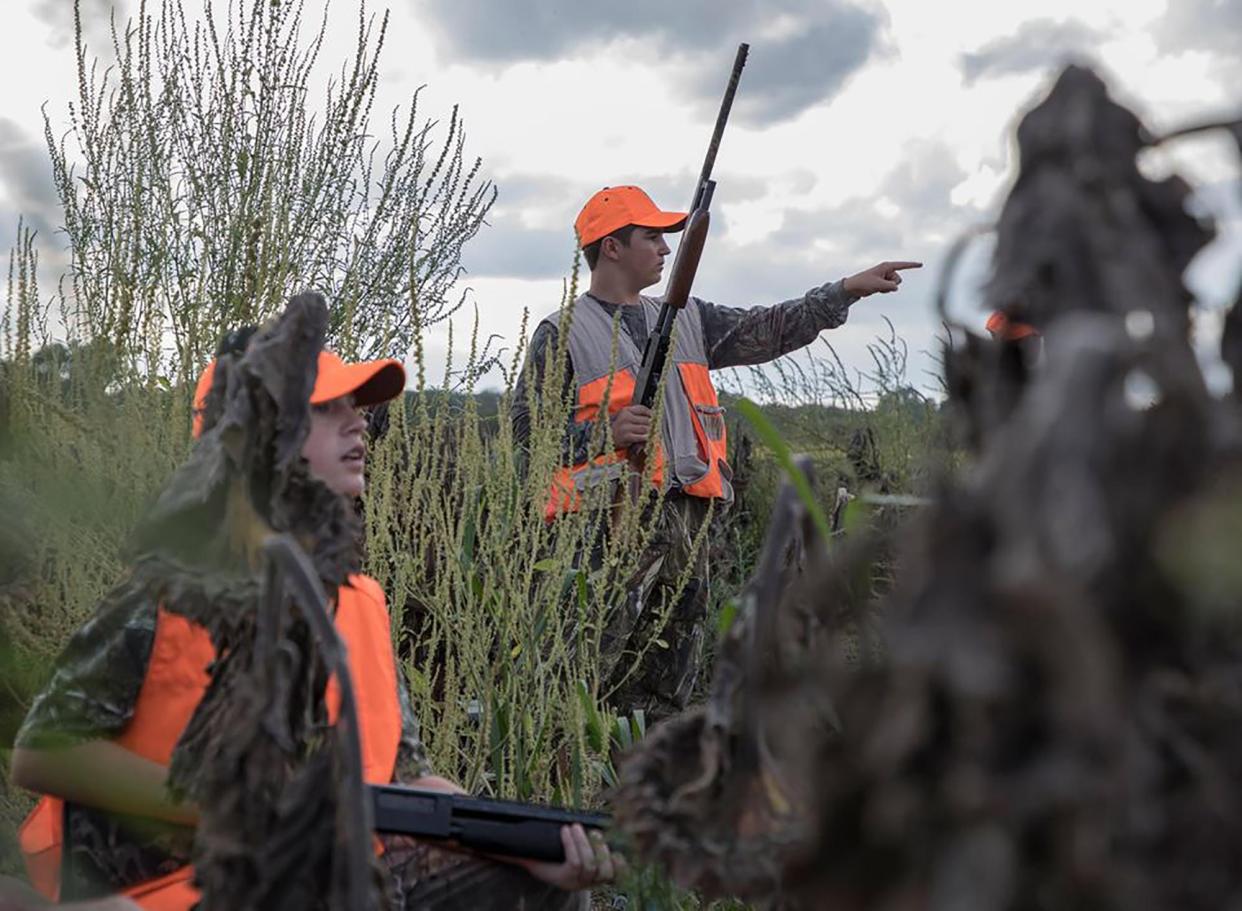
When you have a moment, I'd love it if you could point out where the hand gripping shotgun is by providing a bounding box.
[627,42,748,462]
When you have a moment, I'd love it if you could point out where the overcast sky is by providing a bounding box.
[1,0,1239,396]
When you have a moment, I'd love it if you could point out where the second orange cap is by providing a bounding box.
[574,185,687,249]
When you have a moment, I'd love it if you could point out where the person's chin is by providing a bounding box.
[334,471,366,499]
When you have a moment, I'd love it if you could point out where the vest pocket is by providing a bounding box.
[693,404,726,442]
[691,404,729,472]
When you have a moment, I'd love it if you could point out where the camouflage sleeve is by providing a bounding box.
[393,665,435,781]
[697,278,859,370]
[15,588,157,749]
[512,320,600,467]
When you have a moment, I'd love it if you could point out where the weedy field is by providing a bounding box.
[0,300,938,908]
[0,2,942,907]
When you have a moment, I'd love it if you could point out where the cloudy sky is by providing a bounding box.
[1,0,1239,396]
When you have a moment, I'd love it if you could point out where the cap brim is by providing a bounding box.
[633,210,688,234]
[311,359,406,407]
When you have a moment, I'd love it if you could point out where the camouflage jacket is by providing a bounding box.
[511,279,857,465]
[15,586,433,898]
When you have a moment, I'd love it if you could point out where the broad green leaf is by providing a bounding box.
[735,398,833,547]
[576,680,606,753]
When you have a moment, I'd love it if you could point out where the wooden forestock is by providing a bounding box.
[629,210,709,413]
[662,209,711,311]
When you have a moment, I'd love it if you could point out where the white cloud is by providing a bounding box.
[31,0,126,50]
[0,0,1237,395]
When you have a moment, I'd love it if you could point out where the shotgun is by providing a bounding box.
[629,42,748,444]
[370,784,610,862]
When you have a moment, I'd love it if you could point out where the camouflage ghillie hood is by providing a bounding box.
[134,292,359,587]
[614,65,1242,910]
[612,465,867,898]
[120,292,381,910]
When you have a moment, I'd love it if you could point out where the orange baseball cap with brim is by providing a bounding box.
[574,185,687,248]
[192,350,405,438]
[985,311,1039,341]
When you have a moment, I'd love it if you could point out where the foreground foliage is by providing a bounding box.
[613,65,1242,911]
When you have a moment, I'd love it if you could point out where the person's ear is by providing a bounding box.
[600,236,621,263]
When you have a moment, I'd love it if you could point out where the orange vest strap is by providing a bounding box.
[113,608,214,765]
[326,575,402,785]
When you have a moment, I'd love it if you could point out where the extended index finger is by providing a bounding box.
[884,261,923,271]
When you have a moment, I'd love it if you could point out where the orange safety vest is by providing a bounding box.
[543,294,731,522]
[18,574,402,909]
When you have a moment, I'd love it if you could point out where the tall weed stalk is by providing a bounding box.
[364,256,699,805]
[51,0,493,378]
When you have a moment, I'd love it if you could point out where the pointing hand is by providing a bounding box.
[843,261,922,298]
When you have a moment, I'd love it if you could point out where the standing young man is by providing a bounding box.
[513,185,920,720]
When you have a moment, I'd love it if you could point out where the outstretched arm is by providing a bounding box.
[700,279,855,370]
[701,261,921,369]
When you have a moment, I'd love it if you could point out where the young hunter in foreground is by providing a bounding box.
[11,295,615,910]
[513,185,920,720]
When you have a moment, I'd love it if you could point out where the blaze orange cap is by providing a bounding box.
[192,349,405,438]
[574,185,687,249]
[985,311,1039,341]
